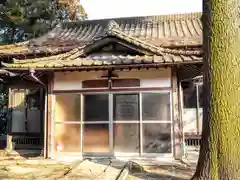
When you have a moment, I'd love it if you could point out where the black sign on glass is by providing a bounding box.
[114,94,139,121]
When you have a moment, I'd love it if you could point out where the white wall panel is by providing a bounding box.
[53,68,172,90]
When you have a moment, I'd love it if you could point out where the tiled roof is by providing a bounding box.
[81,26,202,56]
[0,12,202,57]
[2,53,202,70]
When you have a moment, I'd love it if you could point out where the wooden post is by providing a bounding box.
[6,88,13,151]
[44,73,54,159]
[177,77,185,157]
[196,84,200,135]
[171,67,182,159]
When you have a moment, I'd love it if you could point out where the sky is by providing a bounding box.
[81,0,202,20]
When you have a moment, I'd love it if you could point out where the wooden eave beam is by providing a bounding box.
[3,60,203,72]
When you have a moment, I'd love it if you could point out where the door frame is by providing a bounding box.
[51,90,173,158]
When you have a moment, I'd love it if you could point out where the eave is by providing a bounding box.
[2,54,202,71]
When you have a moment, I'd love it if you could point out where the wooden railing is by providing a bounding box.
[185,138,201,147]
[12,136,43,150]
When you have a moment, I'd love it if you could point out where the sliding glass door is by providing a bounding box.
[141,92,172,155]
[113,94,140,155]
[82,94,110,155]
[54,94,81,155]
[53,91,172,157]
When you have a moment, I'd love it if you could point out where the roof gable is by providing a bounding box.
[79,20,202,57]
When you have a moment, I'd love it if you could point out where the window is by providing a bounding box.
[114,123,140,153]
[55,124,81,152]
[142,123,171,153]
[55,95,81,122]
[182,82,203,135]
[113,94,139,121]
[54,94,81,153]
[11,90,26,133]
[83,124,109,153]
[11,89,43,133]
[142,93,171,121]
[113,94,140,153]
[83,95,108,122]
[83,94,109,153]
[182,82,197,108]
[142,92,172,153]
[53,91,172,155]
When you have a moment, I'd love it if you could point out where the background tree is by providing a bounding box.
[58,0,88,20]
[0,0,87,137]
[192,0,240,179]
[0,0,87,43]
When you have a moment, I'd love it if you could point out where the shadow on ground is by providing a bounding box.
[0,154,197,180]
[76,158,196,180]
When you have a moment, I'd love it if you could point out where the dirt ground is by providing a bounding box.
[0,151,198,180]
[127,164,196,180]
[0,157,72,180]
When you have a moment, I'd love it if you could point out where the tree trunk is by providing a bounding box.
[192,0,240,179]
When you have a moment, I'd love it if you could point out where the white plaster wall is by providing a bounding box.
[53,71,106,90]
[183,108,203,135]
[199,108,203,134]
[53,68,171,90]
[183,108,197,135]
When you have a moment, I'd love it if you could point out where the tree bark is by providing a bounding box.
[192,0,240,179]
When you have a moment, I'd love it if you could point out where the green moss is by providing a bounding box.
[208,0,240,178]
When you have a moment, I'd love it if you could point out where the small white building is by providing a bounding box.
[0,12,203,160]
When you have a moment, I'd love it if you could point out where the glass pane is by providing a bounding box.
[142,93,171,121]
[11,91,26,133]
[113,94,139,121]
[143,123,171,153]
[55,95,81,122]
[182,83,197,108]
[183,108,197,135]
[26,89,41,110]
[27,109,41,133]
[84,95,109,121]
[54,124,81,152]
[114,123,140,153]
[83,124,109,153]
[26,89,42,133]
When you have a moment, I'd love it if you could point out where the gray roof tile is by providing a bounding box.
[0,12,202,57]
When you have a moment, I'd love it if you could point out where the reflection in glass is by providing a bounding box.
[11,91,26,132]
[142,93,170,121]
[83,124,109,153]
[26,89,42,133]
[84,95,109,121]
[55,95,81,122]
[114,123,140,153]
[114,94,139,121]
[182,83,197,108]
[143,123,171,153]
[54,124,81,152]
